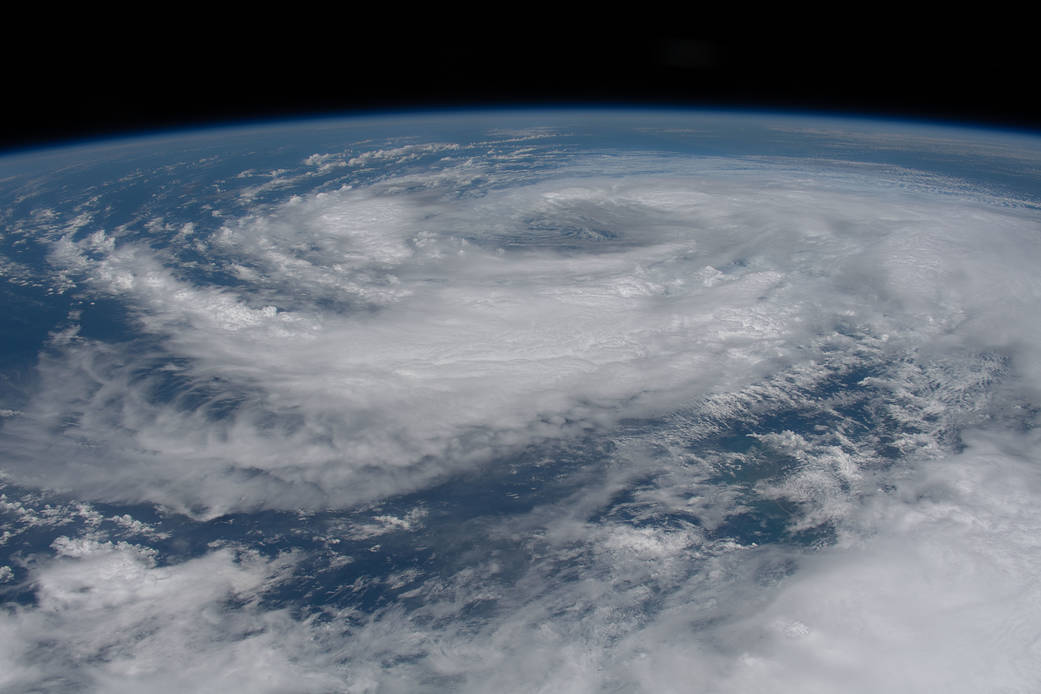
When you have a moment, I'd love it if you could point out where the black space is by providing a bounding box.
[2,20,1037,153]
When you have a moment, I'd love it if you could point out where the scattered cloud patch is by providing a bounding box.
[346,143,461,168]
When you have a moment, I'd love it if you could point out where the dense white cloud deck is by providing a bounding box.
[2,113,1041,691]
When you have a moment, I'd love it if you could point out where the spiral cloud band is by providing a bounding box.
[1,113,1040,691]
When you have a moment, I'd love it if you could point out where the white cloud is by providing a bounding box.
[346,143,460,168]
[0,538,346,693]
[2,159,1039,518]
[5,425,1041,692]
[4,131,1041,690]
[637,431,1041,693]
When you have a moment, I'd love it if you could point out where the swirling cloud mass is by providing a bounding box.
[2,113,1041,691]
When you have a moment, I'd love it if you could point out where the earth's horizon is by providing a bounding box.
[2,108,1041,692]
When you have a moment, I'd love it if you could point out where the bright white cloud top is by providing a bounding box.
[1,111,1041,691]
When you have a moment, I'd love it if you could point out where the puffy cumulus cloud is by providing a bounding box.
[0,538,346,693]
[345,143,461,168]
[622,432,1041,694]
[3,158,1041,517]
